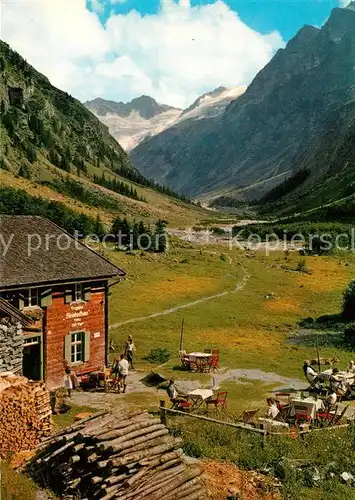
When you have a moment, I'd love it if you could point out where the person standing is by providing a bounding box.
[118,354,129,393]
[125,335,136,370]
[63,367,76,397]
[111,357,119,380]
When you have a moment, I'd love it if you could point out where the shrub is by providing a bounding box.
[343,280,355,321]
[145,348,170,364]
[344,323,355,347]
[18,164,31,179]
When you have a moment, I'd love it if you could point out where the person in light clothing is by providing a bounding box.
[303,360,318,386]
[266,397,280,419]
[347,360,355,374]
[325,391,337,411]
[125,335,136,370]
[118,354,129,393]
[63,367,79,397]
[167,379,178,402]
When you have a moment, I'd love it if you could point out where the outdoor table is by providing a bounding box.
[185,352,212,362]
[185,352,212,372]
[289,397,324,420]
[318,370,355,389]
[318,369,332,382]
[186,388,214,409]
[335,371,355,384]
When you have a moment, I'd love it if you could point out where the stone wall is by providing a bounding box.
[0,317,24,374]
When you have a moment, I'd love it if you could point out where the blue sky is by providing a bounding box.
[93,0,339,41]
[2,0,345,107]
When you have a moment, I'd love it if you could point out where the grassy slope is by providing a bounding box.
[106,245,355,410]
[0,164,212,228]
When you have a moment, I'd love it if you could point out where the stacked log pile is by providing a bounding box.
[0,320,24,374]
[0,373,53,457]
[27,410,207,500]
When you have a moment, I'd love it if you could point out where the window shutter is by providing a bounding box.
[64,288,73,304]
[83,285,91,302]
[84,332,91,362]
[64,334,72,365]
[18,291,25,310]
[40,288,52,308]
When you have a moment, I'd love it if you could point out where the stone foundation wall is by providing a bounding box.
[0,318,24,374]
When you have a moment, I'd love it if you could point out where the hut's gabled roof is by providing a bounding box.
[0,216,125,289]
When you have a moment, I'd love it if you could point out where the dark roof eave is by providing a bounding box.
[0,297,34,326]
[0,270,126,292]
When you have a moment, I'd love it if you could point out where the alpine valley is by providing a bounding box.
[129,4,355,220]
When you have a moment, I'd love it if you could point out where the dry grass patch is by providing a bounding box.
[264,298,301,314]
[296,257,350,292]
[197,327,283,354]
[131,276,221,305]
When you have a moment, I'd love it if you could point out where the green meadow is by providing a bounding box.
[105,243,355,410]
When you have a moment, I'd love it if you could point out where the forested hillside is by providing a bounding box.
[0,40,209,228]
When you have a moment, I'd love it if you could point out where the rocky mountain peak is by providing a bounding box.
[85,95,180,120]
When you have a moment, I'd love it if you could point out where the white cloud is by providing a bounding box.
[1,0,284,108]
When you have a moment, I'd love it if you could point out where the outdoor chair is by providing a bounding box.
[196,357,209,372]
[236,408,259,425]
[316,404,338,426]
[332,405,348,425]
[175,398,193,412]
[204,348,212,354]
[274,393,290,410]
[206,391,228,412]
[275,405,291,423]
[295,411,311,424]
[207,354,220,373]
[317,405,348,426]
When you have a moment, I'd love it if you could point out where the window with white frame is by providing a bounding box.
[71,332,85,364]
[23,336,41,347]
[23,289,39,308]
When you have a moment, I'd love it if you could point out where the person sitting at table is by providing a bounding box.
[329,368,348,398]
[303,360,318,386]
[324,391,337,411]
[266,397,279,419]
[166,379,186,408]
[347,360,355,374]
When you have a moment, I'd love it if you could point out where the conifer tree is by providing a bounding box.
[155,219,168,253]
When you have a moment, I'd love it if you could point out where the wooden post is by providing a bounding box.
[160,400,167,426]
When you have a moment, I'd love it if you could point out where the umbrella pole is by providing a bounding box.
[179,318,185,352]
[316,331,321,373]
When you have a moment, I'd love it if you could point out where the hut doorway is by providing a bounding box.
[23,335,43,380]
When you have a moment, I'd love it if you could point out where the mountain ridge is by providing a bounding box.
[85,95,180,120]
[131,5,355,215]
[85,86,245,151]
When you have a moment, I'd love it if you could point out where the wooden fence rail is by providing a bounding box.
[159,401,351,438]
[159,400,267,435]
